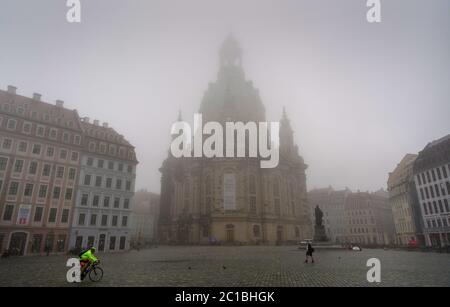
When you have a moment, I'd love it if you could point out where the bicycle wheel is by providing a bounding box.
[88,266,103,282]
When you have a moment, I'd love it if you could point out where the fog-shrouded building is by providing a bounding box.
[69,118,138,252]
[308,187,351,243]
[0,87,83,255]
[387,153,422,246]
[158,36,313,245]
[412,134,450,247]
[344,190,395,246]
[309,187,395,246]
[130,190,160,247]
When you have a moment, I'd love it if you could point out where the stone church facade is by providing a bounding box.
[158,36,313,245]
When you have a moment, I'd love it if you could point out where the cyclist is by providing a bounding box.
[79,246,99,278]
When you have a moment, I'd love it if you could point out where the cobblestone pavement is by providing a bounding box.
[0,246,449,287]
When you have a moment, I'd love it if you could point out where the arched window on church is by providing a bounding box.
[204,175,212,215]
[205,175,211,195]
[273,178,281,216]
[184,181,190,198]
[273,180,280,197]
[289,182,294,200]
[184,181,190,212]
[289,182,295,216]
[295,226,300,238]
[274,199,281,216]
[249,196,256,214]
[249,174,256,195]
[249,174,257,214]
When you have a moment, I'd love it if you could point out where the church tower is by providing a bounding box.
[279,107,299,158]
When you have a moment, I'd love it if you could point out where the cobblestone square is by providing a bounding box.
[0,246,449,287]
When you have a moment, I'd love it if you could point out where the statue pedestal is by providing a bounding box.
[313,225,328,242]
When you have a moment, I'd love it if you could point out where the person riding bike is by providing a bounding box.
[78,246,99,278]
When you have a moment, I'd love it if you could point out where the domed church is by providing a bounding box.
[158,35,313,245]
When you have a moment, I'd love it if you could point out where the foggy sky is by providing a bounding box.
[1,0,449,194]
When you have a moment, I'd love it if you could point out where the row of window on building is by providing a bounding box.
[345,236,381,245]
[87,140,134,160]
[349,218,375,225]
[79,193,131,210]
[84,156,134,173]
[2,204,70,224]
[77,213,128,227]
[422,198,450,215]
[350,227,378,234]
[416,165,450,186]
[0,157,78,180]
[0,138,79,162]
[0,116,82,145]
[425,217,450,229]
[83,173,133,191]
[418,182,450,201]
[2,181,75,201]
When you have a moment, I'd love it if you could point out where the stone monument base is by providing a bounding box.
[313,225,328,242]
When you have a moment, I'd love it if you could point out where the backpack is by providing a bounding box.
[78,248,90,258]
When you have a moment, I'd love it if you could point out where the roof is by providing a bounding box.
[414,134,450,173]
[387,153,417,187]
[80,120,133,147]
[424,134,450,150]
[0,89,82,131]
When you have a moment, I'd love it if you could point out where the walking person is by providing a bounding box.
[304,242,315,263]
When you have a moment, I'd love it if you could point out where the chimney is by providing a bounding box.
[56,100,64,108]
[33,93,42,101]
[7,85,17,94]
[83,117,90,123]
[93,119,100,126]
[102,122,109,128]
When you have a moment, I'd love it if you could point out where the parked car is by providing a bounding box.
[298,239,313,249]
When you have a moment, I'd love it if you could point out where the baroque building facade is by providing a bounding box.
[130,189,160,247]
[308,187,350,243]
[0,86,138,255]
[309,187,396,246]
[344,190,395,246]
[387,153,422,246]
[0,87,83,255]
[412,134,450,247]
[69,118,138,252]
[158,36,313,245]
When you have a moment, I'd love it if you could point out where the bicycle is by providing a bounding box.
[81,260,103,282]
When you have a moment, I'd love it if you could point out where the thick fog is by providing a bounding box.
[1,0,449,193]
